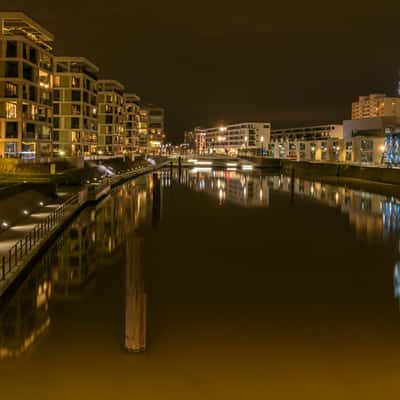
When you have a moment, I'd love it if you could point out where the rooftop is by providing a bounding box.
[125,93,141,103]
[55,56,100,74]
[0,12,54,51]
[97,79,125,92]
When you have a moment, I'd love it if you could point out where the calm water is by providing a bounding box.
[1,169,400,399]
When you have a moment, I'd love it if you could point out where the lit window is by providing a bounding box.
[6,102,17,119]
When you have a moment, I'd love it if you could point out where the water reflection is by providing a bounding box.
[174,169,396,242]
[0,257,51,359]
[0,175,156,359]
[173,168,400,310]
[125,234,146,352]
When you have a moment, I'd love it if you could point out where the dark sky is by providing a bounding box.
[4,0,400,142]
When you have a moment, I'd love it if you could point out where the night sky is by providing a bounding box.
[4,1,400,142]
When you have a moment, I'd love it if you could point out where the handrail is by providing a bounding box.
[0,161,166,282]
[0,193,80,282]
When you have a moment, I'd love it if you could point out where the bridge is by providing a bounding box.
[169,155,281,170]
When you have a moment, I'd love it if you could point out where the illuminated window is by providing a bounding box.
[5,82,18,97]
[6,102,17,119]
[54,76,60,87]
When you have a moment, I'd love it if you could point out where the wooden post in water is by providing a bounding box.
[152,173,161,229]
[290,166,295,204]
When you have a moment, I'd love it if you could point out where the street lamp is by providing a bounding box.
[260,136,265,157]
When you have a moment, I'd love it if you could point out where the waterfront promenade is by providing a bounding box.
[0,159,167,300]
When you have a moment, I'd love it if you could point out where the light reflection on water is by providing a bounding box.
[169,168,399,243]
[0,175,155,359]
[168,168,400,318]
[2,169,400,397]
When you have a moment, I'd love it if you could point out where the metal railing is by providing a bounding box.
[0,194,79,282]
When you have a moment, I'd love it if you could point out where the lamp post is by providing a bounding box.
[260,136,265,157]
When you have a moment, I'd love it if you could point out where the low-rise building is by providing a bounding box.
[268,124,344,162]
[195,122,270,155]
[343,116,400,164]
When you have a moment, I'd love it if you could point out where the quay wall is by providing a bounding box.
[281,160,400,186]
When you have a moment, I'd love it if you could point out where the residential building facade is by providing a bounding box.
[138,105,165,153]
[352,94,400,120]
[124,93,140,155]
[268,125,344,161]
[0,12,54,159]
[53,57,98,156]
[97,80,125,155]
[195,122,270,155]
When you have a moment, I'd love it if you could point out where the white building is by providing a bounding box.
[352,94,400,120]
[268,125,344,162]
[195,122,270,155]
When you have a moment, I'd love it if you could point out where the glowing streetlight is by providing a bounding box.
[260,136,265,156]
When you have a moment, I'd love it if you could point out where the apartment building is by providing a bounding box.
[53,57,99,156]
[0,12,54,159]
[352,94,400,119]
[137,105,165,153]
[195,122,270,155]
[97,80,125,155]
[124,93,140,154]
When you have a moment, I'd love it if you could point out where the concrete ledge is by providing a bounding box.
[281,160,400,196]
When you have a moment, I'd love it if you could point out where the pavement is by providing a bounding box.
[0,189,73,258]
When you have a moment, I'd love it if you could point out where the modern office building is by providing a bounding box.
[0,12,54,159]
[124,93,140,155]
[352,94,400,120]
[53,57,99,156]
[97,80,125,155]
[195,122,270,155]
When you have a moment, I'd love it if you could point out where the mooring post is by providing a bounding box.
[290,167,295,204]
